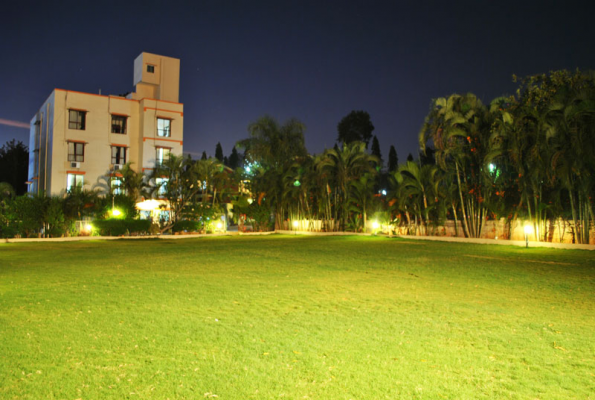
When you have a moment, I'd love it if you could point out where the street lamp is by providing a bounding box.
[524,223,533,248]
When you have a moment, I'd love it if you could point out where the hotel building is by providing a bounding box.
[28,52,183,196]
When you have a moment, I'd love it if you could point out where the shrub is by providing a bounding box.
[172,220,200,233]
[92,218,151,236]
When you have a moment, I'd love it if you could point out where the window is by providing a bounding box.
[156,147,170,166]
[155,177,168,196]
[111,115,127,134]
[111,146,127,165]
[111,177,123,195]
[147,65,155,73]
[69,110,86,130]
[67,174,84,191]
[68,142,85,162]
[157,118,171,137]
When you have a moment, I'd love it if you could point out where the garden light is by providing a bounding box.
[293,220,299,228]
[85,224,92,232]
[524,224,533,248]
[216,222,222,230]
[112,209,122,217]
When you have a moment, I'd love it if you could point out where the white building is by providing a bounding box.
[28,52,183,196]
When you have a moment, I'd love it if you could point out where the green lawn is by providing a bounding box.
[1,236,594,399]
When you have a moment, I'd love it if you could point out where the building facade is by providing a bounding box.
[28,52,183,196]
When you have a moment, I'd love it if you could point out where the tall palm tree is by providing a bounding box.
[419,93,491,238]
[317,142,378,231]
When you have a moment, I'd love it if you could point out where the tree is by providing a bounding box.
[392,161,441,235]
[337,110,375,148]
[388,145,398,172]
[407,153,414,162]
[419,93,492,238]
[238,115,307,169]
[317,141,378,230]
[150,154,196,231]
[228,146,240,169]
[215,142,224,162]
[0,140,28,195]
[201,151,208,160]
[370,135,382,168]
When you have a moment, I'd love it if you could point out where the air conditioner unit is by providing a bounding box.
[70,162,81,168]
[113,164,123,171]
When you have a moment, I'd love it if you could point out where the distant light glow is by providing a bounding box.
[489,163,496,173]
[293,180,301,187]
[216,222,222,229]
[381,189,387,196]
[524,224,533,235]
[136,199,160,211]
[112,209,122,217]
[292,220,299,228]
[85,224,92,231]
[372,221,379,230]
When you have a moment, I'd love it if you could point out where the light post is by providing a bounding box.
[293,220,298,235]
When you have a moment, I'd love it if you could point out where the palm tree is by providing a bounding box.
[237,116,308,229]
[546,81,595,243]
[317,142,378,231]
[419,93,491,238]
[392,161,441,235]
[150,153,196,230]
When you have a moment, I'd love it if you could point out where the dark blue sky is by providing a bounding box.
[1,0,594,162]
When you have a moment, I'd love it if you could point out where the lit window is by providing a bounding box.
[68,110,86,130]
[147,65,155,73]
[68,142,85,162]
[111,115,127,134]
[157,118,171,137]
[111,146,127,165]
[156,147,170,166]
[67,173,84,191]
[155,177,168,196]
[111,177,123,195]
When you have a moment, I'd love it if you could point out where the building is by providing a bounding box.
[28,52,183,196]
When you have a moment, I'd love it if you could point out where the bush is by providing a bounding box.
[92,218,151,236]
[172,220,200,233]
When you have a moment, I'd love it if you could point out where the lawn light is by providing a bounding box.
[112,208,122,217]
[524,223,533,248]
[372,221,379,234]
[293,220,299,229]
[85,224,93,232]
[216,222,222,230]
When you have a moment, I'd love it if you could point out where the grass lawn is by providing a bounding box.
[1,235,594,399]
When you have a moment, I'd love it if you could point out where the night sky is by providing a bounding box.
[1,0,594,162]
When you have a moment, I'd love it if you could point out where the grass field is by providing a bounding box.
[1,235,594,399]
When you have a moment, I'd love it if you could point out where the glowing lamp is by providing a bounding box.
[216,222,222,229]
[524,223,533,248]
[372,221,379,230]
[112,209,122,217]
[292,220,299,228]
[85,224,93,231]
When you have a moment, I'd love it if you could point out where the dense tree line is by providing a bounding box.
[1,69,593,243]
